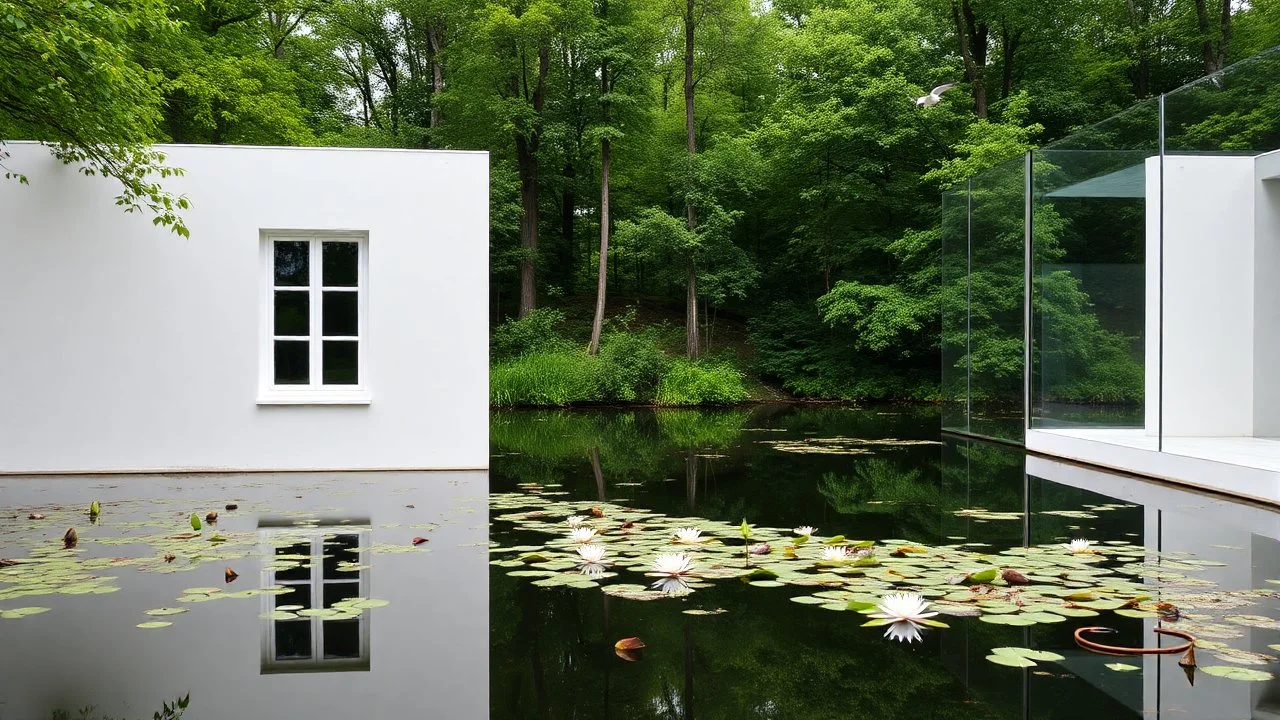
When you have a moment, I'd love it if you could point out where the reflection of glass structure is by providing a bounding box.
[945,45,1280,501]
[259,523,371,673]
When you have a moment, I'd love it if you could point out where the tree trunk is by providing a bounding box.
[427,22,444,128]
[589,136,610,355]
[1194,0,1232,74]
[683,0,700,360]
[516,134,538,318]
[952,0,989,118]
[1000,26,1020,99]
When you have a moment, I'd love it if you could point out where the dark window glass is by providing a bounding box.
[323,619,360,659]
[322,242,358,287]
[274,291,309,336]
[274,542,312,581]
[275,583,311,610]
[323,341,358,385]
[274,620,311,660]
[274,341,309,385]
[274,241,309,287]
[322,292,358,336]
[323,581,360,609]
[323,534,360,575]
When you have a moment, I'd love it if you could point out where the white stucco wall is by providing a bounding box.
[0,143,489,473]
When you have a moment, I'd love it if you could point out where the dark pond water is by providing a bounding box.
[2,405,1279,719]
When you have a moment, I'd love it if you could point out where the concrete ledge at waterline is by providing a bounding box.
[0,142,490,473]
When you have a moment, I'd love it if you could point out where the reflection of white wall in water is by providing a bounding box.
[1144,151,1280,438]
[0,471,488,719]
[0,143,489,473]
[1027,455,1280,718]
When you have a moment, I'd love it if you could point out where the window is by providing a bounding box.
[260,232,369,404]
[259,526,371,674]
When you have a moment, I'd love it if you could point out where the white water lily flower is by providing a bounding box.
[869,593,938,624]
[674,527,703,544]
[580,563,607,579]
[650,552,695,577]
[882,620,924,644]
[822,546,853,562]
[567,515,588,527]
[793,526,817,537]
[577,543,608,564]
[1066,538,1092,553]
[650,577,692,595]
[568,527,598,544]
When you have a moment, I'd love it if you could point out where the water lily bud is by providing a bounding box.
[190,513,201,531]
[89,500,101,517]
[63,527,78,548]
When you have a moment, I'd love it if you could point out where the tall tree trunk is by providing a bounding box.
[589,136,610,355]
[427,22,444,128]
[952,0,989,118]
[561,160,575,285]
[683,0,700,360]
[516,134,539,318]
[1194,0,1232,74]
[999,26,1020,99]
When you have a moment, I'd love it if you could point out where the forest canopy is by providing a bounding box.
[3,0,1278,401]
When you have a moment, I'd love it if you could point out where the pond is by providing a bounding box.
[3,405,1280,719]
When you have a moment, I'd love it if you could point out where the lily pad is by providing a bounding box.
[0,606,51,619]
[993,647,1066,662]
[144,608,187,616]
[986,654,1037,668]
[136,621,172,629]
[1200,666,1274,682]
[1105,663,1140,672]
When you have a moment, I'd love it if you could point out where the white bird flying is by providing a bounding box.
[915,83,957,108]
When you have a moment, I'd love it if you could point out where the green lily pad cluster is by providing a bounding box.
[490,491,1280,671]
[759,437,942,455]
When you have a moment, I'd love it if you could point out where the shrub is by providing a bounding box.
[655,360,749,406]
[491,308,571,360]
[598,329,670,402]
[490,351,606,407]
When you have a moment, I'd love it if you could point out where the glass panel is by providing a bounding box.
[323,581,359,609]
[1158,48,1280,471]
[274,620,311,660]
[273,341,309,385]
[323,242,358,287]
[322,292,358,336]
[966,157,1026,442]
[274,241,309,287]
[940,187,969,435]
[322,619,360,659]
[322,341,358,385]
[1029,96,1158,449]
[274,542,312,582]
[274,291,309,336]
[323,534,360,575]
[274,583,311,610]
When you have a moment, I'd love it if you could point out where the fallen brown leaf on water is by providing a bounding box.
[224,567,239,583]
[620,520,635,529]
[28,513,45,520]
[63,527,78,549]
[0,558,17,567]
[205,512,218,524]
[163,553,176,563]
[615,648,643,662]
[405,504,415,509]
[224,503,238,511]
[1001,569,1029,585]
[589,507,604,518]
[412,537,429,545]
[169,533,199,540]
[614,637,645,651]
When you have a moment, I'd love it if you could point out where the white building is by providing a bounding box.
[0,143,489,474]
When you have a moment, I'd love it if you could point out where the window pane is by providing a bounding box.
[322,292,358,336]
[323,341,358,385]
[323,242,358,287]
[274,542,312,581]
[323,619,361,659]
[274,341,309,385]
[323,581,360,609]
[274,620,312,660]
[274,241,309,287]
[274,583,311,610]
[274,291,309,336]
[323,534,360,575]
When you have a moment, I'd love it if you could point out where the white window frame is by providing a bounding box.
[258,230,370,405]
[258,526,372,674]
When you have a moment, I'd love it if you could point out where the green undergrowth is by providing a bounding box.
[490,309,749,407]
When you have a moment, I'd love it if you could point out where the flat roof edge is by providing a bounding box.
[0,140,488,156]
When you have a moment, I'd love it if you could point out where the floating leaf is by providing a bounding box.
[205,512,218,524]
[1200,666,1273,682]
[994,647,1065,662]
[0,607,51,619]
[1001,569,1029,585]
[614,637,645,651]
[683,608,727,616]
[412,537,429,546]
[144,608,187,616]
[986,654,1037,668]
[136,621,172,629]
[1105,663,1140,672]
[63,527,78,549]
[190,514,201,531]
[224,567,238,583]
[966,568,998,584]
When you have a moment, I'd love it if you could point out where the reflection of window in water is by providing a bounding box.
[259,523,371,673]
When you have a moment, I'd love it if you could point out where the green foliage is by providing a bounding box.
[491,308,572,360]
[490,350,611,406]
[654,359,749,406]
